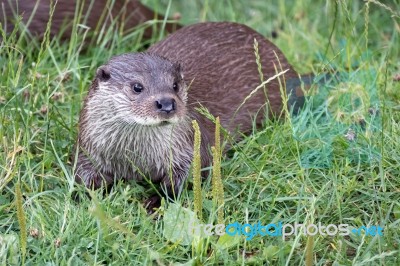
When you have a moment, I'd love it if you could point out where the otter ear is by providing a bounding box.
[96,66,111,82]
[174,62,184,79]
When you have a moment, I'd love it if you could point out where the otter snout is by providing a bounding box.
[155,98,176,114]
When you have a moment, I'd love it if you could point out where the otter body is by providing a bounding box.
[1,0,179,40]
[76,22,298,207]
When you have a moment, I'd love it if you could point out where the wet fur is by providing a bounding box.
[76,54,210,197]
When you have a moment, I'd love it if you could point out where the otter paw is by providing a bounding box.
[144,194,162,214]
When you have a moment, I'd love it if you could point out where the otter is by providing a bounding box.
[75,22,299,209]
[0,0,180,40]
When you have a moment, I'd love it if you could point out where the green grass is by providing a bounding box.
[1,0,400,265]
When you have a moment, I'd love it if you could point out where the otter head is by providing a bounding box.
[90,53,187,127]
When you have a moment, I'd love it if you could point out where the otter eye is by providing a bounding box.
[173,82,179,92]
[132,83,143,93]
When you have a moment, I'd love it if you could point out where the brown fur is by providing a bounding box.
[148,22,298,144]
[0,0,180,40]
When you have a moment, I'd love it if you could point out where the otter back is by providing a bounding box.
[148,22,298,138]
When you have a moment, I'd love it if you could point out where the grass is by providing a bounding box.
[1,0,400,265]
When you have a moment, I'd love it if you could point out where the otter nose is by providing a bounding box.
[155,98,176,113]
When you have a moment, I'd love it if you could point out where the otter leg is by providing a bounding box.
[145,166,189,213]
[75,149,113,190]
